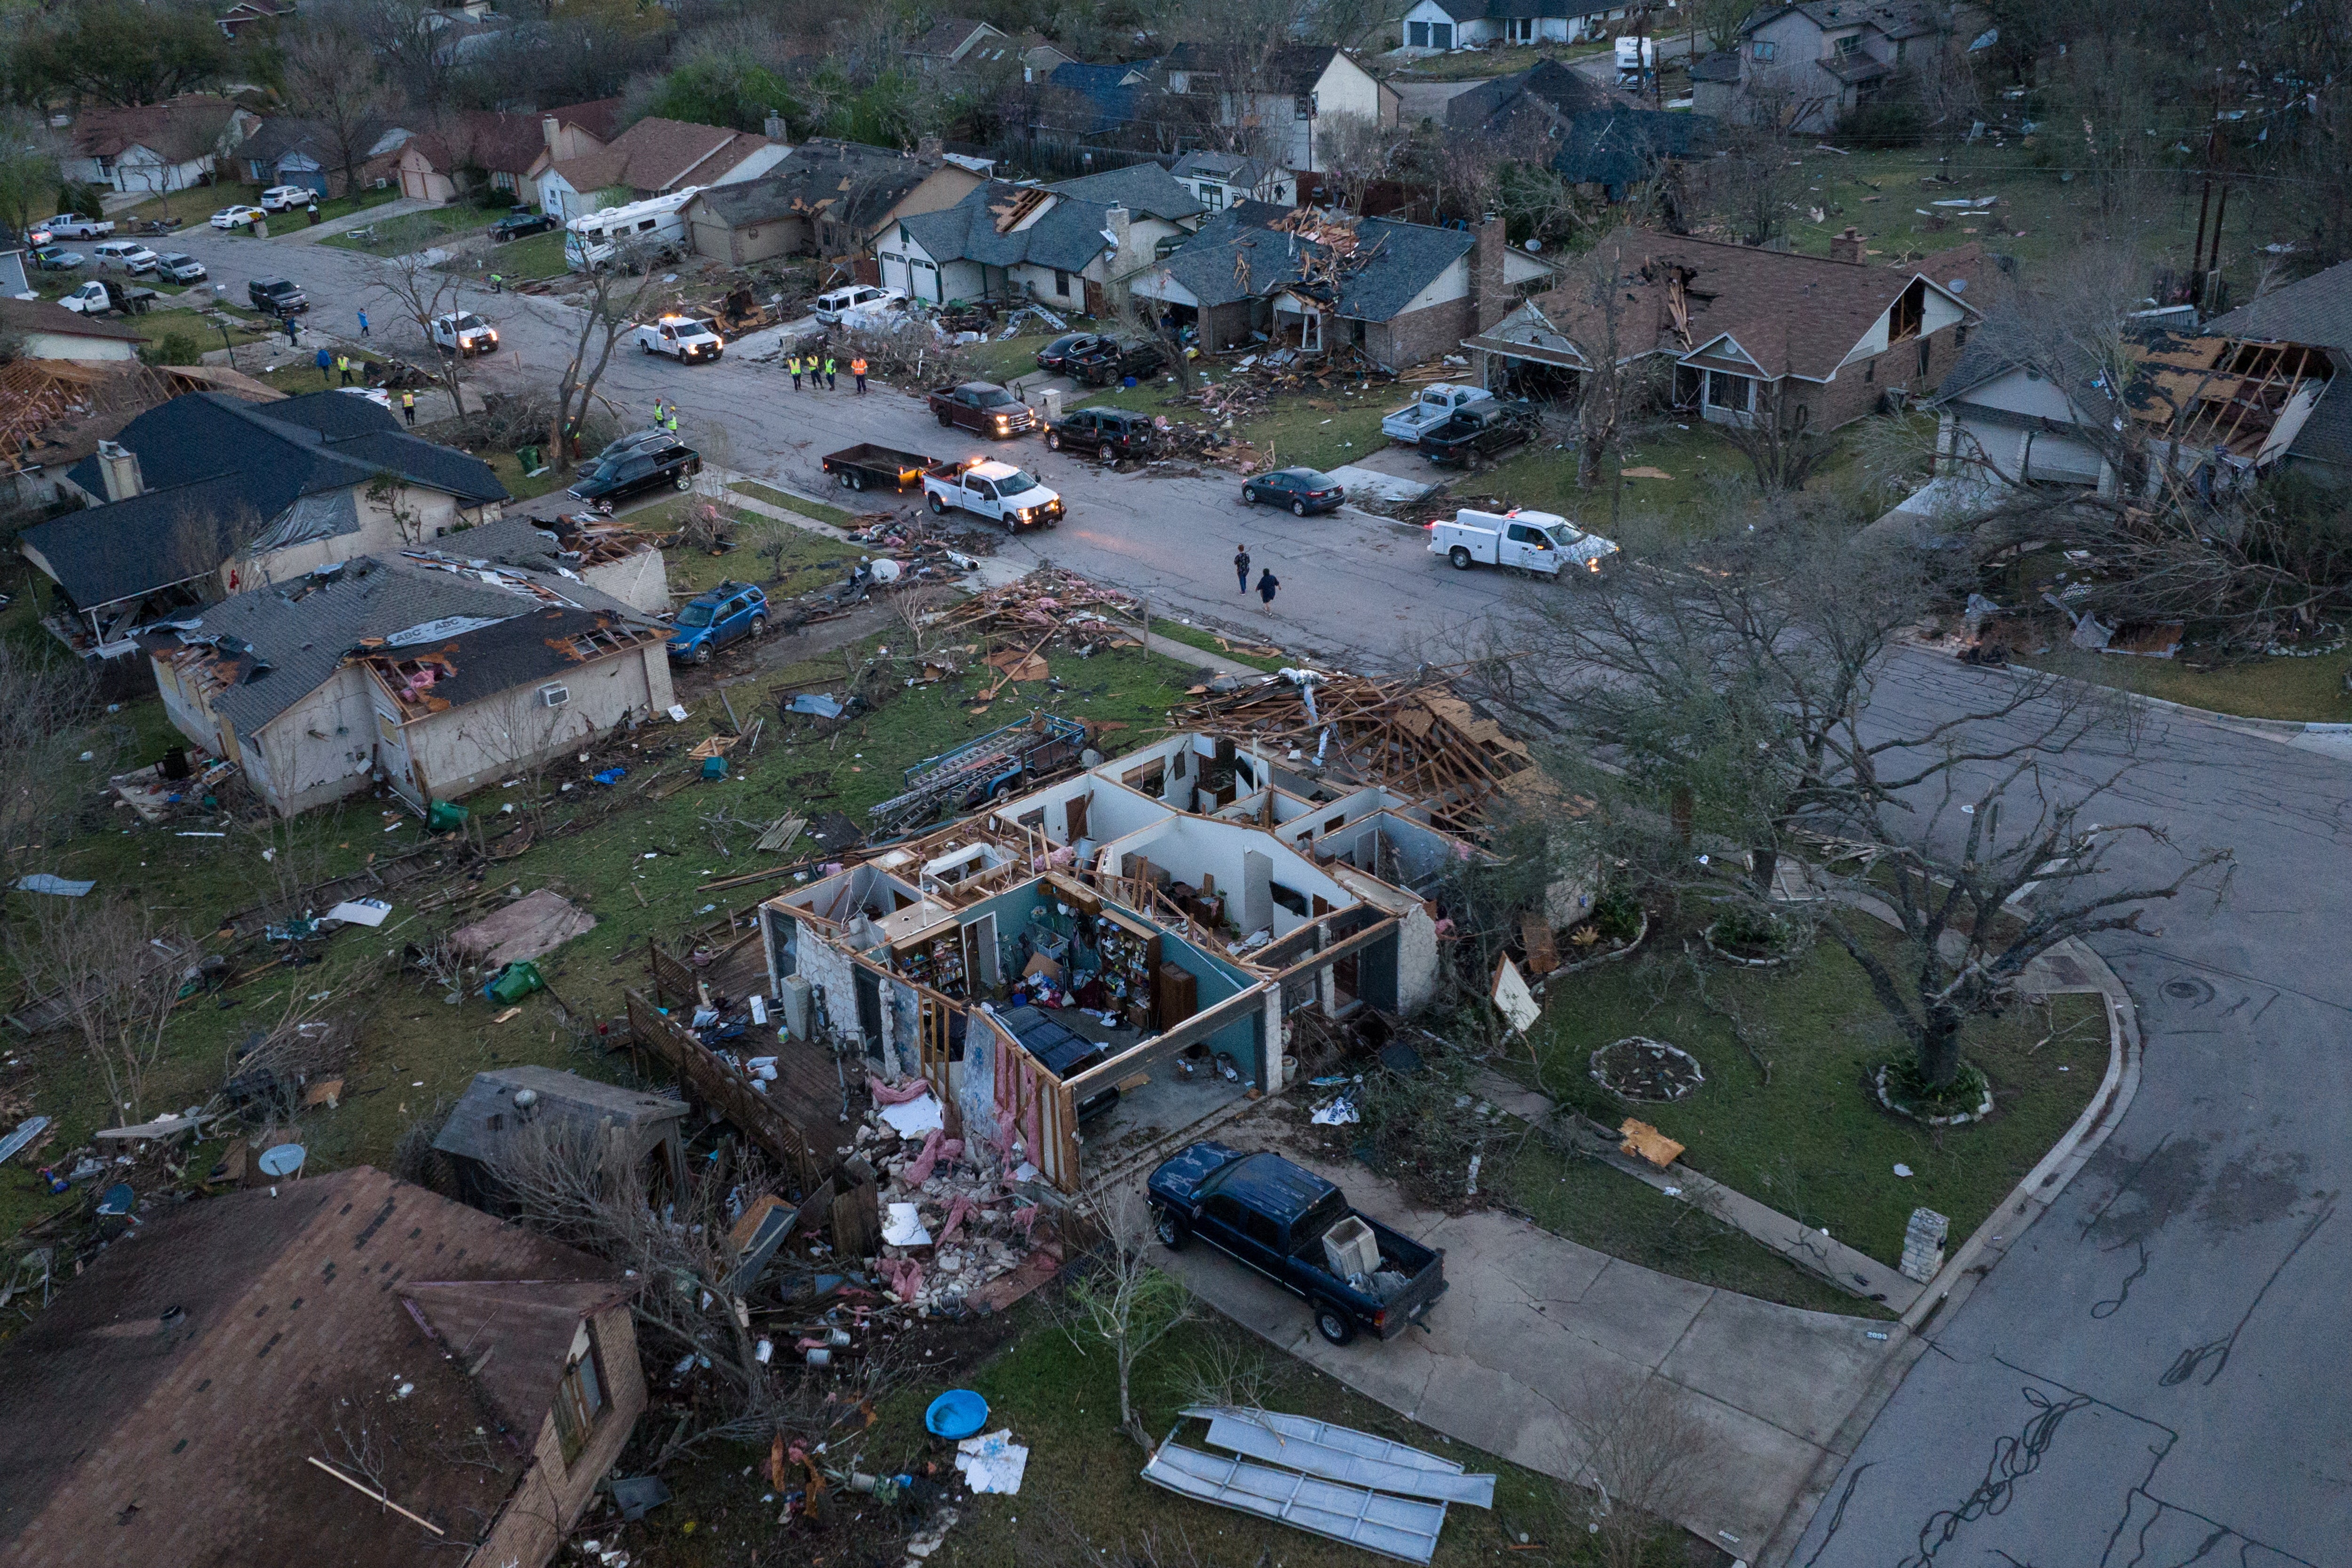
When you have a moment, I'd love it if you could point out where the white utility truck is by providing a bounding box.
[1429,509,1619,577]
[923,458,1065,531]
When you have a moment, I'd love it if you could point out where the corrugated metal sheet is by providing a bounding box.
[1188,1408,1497,1508]
[1142,1441,1450,1565]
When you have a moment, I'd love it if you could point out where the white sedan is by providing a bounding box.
[210,205,264,230]
[258,185,312,212]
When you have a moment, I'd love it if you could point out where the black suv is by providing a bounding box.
[1045,406,1159,461]
[1034,332,1102,374]
[247,276,308,317]
[567,430,701,505]
[488,211,558,243]
[1420,403,1537,468]
[1068,335,1167,386]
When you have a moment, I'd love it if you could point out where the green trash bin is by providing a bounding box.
[427,800,469,833]
[700,755,728,780]
[484,962,544,1004]
[517,444,540,473]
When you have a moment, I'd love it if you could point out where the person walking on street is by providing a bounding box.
[652,396,668,430]
[336,353,352,387]
[357,309,369,338]
[315,346,333,388]
[851,355,868,394]
[823,353,837,390]
[285,315,300,347]
[1256,567,1279,612]
[1234,544,1251,592]
[400,389,416,426]
[788,353,803,391]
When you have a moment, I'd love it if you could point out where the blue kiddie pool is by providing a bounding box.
[925,1389,990,1440]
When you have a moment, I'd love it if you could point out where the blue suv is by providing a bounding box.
[667,581,768,664]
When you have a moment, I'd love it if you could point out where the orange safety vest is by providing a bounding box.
[851,358,867,374]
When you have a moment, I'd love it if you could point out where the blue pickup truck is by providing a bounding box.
[1147,1141,1446,1345]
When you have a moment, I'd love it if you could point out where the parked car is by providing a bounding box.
[210,205,264,230]
[30,246,84,271]
[36,213,113,240]
[151,252,207,283]
[430,311,499,355]
[811,283,904,325]
[90,240,160,274]
[1381,382,1493,444]
[823,443,934,493]
[1067,335,1167,386]
[927,381,1036,437]
[247,277,308,316]
[487,210,557,242]
[634,314,724,362]
[258,185,313,212]
[1240,466,1345,515]
[1147,1141,1447,1345]
[1034,332,1102,374]
[1428,508,1618,577]
[923,458,1064,531]
[1419,403,1537,468]
[666,581,769,664]
[58,279,156,316]
[567,431,700,505]
[1045,406,1158,461]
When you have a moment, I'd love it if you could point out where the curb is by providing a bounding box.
[1752,933,2141,1568]
[1896,633,2352,742]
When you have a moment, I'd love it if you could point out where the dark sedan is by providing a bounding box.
[1241,467,1346,516]
[1034,332,1102,374]
[488,210,559,243]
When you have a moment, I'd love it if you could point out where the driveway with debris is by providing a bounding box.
[1140,1119,1897,1555]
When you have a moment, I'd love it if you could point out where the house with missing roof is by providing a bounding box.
[1161,45,1399,173]
[682,139,986,267]
[0,1167,644,1568]
[432,1066,688,1214]
[1131,204,1547,369]
[61,95,260,194]
[1399,0,1637,51]
[142,548,672,814]
[0,297,150,365]
[17,391,508,657]
[532,116,786,223]
[880,165,1205,313]
[2199,260,2352,486]
[761,719,1555,1190]
[1725,0,1963,133]
[1463,226,1983,430]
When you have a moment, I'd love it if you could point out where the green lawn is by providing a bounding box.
[250,346,387,396]
[321,203,508,256]
[2018,643,2352,723]
[485,228,568,281]
[1502,905,2109,1269]
[961,330,1071,385]
[1075,373,1394,474]
[1142,616,1291,672]
[1387,39,1613,80]
[129,304,277,357]
[478,446,567,501]
[727,479,855,528]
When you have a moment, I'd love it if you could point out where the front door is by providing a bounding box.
[854,965,884,1063]
[374,704,424,809]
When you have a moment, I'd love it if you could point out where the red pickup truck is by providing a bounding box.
[927,381,1037,438]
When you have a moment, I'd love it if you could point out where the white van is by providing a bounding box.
[565,187,700,272]
[91,240,160,274]
[1428,508,1619,577]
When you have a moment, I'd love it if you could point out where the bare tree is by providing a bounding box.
[9,896,190,1123]
[1540,235,1669,504]
[548,254,664,474]
[1715,374,1835,492]
[1315,110,1407,215]
[373,251,479,427]
[0,643,102,899]
[278,22,397,199]
[1061,1194,1198,1450]
[1568,1374,1722,1568]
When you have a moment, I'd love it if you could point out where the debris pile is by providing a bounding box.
[849,1081,1058,1315]
[843,508,999,567]
[932,567,1145,653]
[1174,666,1541,834]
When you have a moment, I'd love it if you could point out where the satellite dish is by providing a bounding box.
[258,1144,307,1178]
[512,1088,539,1109]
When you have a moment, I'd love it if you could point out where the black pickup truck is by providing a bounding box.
[1147,1141,1446,1345]
[1420,403,1537,468]
[927,380,1037,438]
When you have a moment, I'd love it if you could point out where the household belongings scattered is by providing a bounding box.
[450,888,596,968]
[854,1079,1054,1316]
[1143,1406,1494,1565]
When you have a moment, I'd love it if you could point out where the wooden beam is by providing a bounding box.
[1265,915,1400,986]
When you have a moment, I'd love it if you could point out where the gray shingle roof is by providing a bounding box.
[432,1066,684,1167]
[1050,162,1204,223]
[692,140,943,233]
[1147,204,1472,322]
[1549,109,1717,191]
[2188,266,2352,466]
[1170,150,1282,188]
[898,182,1118,274]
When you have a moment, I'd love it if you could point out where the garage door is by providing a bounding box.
[2023,431,2105,485]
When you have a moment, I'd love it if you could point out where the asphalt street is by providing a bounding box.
[165,223,2352,1562]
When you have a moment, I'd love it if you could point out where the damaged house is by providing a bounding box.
[682,139,986,268]
[0,1166,643,1568]
[1465,226,1982,427]
[880,167,1205,313]
[758,717,1548,1191]
[17,390,508,657]
[142,550,673,814]
[1132,204,1547,368]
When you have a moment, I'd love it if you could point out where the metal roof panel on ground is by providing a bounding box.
[1184,1407,1497,1505]
[1142,1439,1451,1564]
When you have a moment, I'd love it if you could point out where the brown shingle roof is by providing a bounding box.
[550,116,765,198]
[415,100,620,178]
[0,1166,630,1568]
[0,296,151,344]
[69,96,242,163]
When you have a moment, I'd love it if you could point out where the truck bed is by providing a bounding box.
[823,443,933,491]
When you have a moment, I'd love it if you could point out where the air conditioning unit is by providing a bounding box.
[538,684,570,708]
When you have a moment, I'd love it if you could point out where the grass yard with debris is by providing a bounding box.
[1076,373,1396,475]
[2016,643,2352,724]
[320,204,508,256]
[1497,907,2108,1269]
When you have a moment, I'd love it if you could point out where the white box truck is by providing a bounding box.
[1429,509,1619,577]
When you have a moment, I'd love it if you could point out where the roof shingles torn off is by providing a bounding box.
[0,1166,629,1568]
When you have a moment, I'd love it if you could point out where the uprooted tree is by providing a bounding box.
[1462,508,2231,1094]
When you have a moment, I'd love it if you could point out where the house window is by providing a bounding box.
[1199,182,1224,210]
[1054,268,1071,297]
[1409,19,1428,45]
[1294,94,1313,119]
[1834,33,1860,56]
[552,1325,607,1463]
[1706,370,1751,411]
[1752,39,1777,60]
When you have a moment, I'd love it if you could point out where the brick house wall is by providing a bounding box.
[1366,296,1476,371]
[470,1303,646,1568]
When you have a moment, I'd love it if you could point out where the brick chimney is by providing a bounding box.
[1470,214,1510,332]
[1104,204,1131,263]
[96,439,143,502]
[1829,225,1864,264]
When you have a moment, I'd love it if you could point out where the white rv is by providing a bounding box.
[565,187,701,272]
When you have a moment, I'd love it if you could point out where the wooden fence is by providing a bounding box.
[626,987,817,1190]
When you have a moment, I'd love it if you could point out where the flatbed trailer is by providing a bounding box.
[822,443,934,493]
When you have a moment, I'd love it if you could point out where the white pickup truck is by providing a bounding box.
[431,311,499,355]
[36,213,113,240]
[635,314,724,363]
[1429,509,1619,577]
[923,459,1065,532]
[1382,383,1492,444]
[58,279,155,317]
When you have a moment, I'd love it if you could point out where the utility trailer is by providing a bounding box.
[822,443,935,493]
[870,713,1089,832]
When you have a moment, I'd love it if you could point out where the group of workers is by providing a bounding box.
[786,347,867,395]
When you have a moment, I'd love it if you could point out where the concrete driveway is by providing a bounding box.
[1136,1120,1897,1555]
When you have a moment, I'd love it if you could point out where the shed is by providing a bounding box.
[431,1065,688,1211]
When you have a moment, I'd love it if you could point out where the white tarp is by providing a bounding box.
[955,1429,1030,1495]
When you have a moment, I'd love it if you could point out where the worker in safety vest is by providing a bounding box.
[400,390,416,426]
[851,356,868,394]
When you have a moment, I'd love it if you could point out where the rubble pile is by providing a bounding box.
[844,507,1000,566]
[934,567,1145,653]
[849,1082,1051,1315]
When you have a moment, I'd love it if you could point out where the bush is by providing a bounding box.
[143,331,202,366]
[1590,886,1645,943]
[1834,82,1927,149]
[1707,905,1793,956]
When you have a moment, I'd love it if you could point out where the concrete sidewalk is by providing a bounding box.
[1137,1116,1900,1557]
